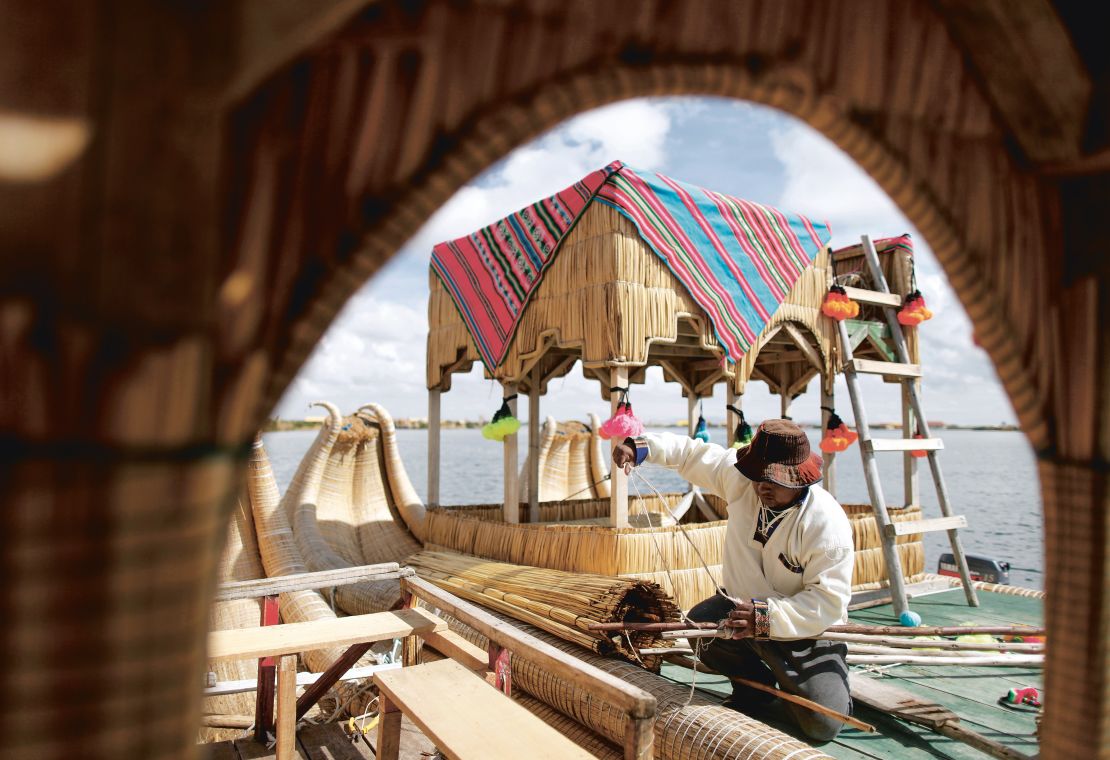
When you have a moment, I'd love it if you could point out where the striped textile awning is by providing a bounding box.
[430,161,831,369]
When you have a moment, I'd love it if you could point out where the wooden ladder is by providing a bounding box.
[837,235,978,616]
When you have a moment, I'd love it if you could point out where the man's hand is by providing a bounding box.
[723,600,755,640]
[612,442,636,475]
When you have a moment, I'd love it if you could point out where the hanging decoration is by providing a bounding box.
[909,432,929,458]
[728,404,754,449]
[599,387,644,440]
[897,289,933,326]
[481,395,521,441]
[821,284,860,321]
[819,408,858,453]
[692,401,710,443]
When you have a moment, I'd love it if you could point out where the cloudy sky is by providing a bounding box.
[275,97,1016,427]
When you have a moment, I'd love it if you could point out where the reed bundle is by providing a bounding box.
[200,490,264,742]
[408,550,681,663]
[512,693,622,760]
[428,203,836,396]
[284,402,422,615]
[424,506,726,610]
[438,608,832,760]
[841,503,926,588]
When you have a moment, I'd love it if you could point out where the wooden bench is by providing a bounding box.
[207,608,445,760]
[374,658,597,760]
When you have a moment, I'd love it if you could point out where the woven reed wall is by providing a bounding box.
[440,609,831,760]
[521,417,610,502]
[428,203,833,392]
[9,1,1099,757]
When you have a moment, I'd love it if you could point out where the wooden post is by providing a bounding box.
[274,655,297,760]
[609,367,628,528]
[428,388,441,508]
[821,379,836,498]
[902,381,919,507]
[528,368,541,523]
[780,386,793,419]
[726,386,739,447]
[376,693,402,760]
[253,594,280,742]
[687,394,698,436]
[503,384,519,524]
[624,716,655,760]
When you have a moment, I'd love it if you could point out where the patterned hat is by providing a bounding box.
[734,419,823,487]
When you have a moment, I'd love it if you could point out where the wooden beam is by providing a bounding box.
[782,322,824,372]
[610,366,629,528]
[215,563,408,601]
[275,655,297,760]
[528,368,541,523]
[657,359,695,396]
[428,388,441,508]
[294,642,372,720]
[421,630,489,673]
[821,380,836,497]
[207,608,446,661]
[503,385,519,524]
[725,387,739,447]
[541,354,576,386]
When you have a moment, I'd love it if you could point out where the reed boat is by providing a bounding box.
[200,165,1045,759]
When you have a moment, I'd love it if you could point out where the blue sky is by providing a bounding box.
[275,98,1017,427]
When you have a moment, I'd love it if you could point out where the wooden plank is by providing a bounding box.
[848,358,921,377]
[376,694,402,760]
[208,608,446,661]
[215,564,407,601]
[782,321,824,371]
[421,629,489,673]
[207,662,400,697]
[374,659,596,759]
[849,578,955,611]
[275,655,297,760]
[610,366,629,528]
[865,437,943,452]
[842,286,902,307]
[295,642,373,720]
[902,382,919,507]
[890,515,968,536]
[527,370,540,523]
[404,576,655,718]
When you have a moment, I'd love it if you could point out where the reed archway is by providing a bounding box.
[5,2,1104,758]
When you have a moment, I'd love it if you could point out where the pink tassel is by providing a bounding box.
[600,401,644,440]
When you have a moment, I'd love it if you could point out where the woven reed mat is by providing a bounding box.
[408,550,681,665]
[435,608,832,760]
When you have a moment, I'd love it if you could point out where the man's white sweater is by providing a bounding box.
[639,432,854,640]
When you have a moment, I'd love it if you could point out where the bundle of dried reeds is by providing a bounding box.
[408,550,681,663]
[439,607,831,760]
[512,693,622,760]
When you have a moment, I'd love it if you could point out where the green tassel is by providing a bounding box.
[482,398,521,442]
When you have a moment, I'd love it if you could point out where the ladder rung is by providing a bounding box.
[842,287,902,307]
[889,515,968,536]
[847,358,921,377]
[865,438,944,452]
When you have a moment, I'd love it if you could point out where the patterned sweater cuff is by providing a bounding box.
[752,599,771,639]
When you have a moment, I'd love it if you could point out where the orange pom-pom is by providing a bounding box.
[909,433,929,458]
[897,290,932,326]
[822,285,860,321]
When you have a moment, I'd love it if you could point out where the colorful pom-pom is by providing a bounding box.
[819,410,858,453]
[730,408,754,449]
[821,284,860,321]
[897,289,933,326]
[693,414,710,443]
[481,399,521,441]
[909,433,929,458]
[599,401,644,440]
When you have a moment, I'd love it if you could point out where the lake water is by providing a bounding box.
[263,427,1043,589]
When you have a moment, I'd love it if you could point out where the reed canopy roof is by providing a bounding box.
[427,161,859,398]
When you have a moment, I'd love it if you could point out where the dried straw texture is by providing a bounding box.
[512,693,623,760]
[428,203,832,393]
[199,492,264,742]
[358,403,427,541]
[409,550,680,663]
[841,503,926,587]
[248,438,347,673]
[521,417,610,501]
[285,402,418,614]
[438,492,687,525]
[442,608,831,760]
[923,574,1046,599]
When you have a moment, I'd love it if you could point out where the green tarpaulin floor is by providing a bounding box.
[660,588,1042,758]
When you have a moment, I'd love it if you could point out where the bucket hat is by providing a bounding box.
[734,419,823,487]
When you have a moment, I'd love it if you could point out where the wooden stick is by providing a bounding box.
[820,632,1044,651]
[588,621,717,632]
[730,676,876,733]
[829,623,1044,637]
[846,643,1044,658]
[847,654,1042,667]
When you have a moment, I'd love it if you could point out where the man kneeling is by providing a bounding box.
[613,420,854,742]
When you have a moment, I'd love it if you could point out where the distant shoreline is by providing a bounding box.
[262,419,1021,433]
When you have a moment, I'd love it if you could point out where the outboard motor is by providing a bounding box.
[938,553,1010,584]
